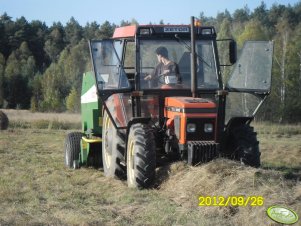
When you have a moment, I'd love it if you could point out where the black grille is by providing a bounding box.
[186,118,215,141]
[187,141,219,165]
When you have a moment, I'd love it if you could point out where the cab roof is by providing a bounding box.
[112,25,216,39]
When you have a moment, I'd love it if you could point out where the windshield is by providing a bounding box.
[139,40,219,90]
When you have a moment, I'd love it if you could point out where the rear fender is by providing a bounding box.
[225,117,253,132]
[222,116,253,150]
[126,117,152,136]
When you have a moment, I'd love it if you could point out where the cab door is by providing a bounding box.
[225,41,274,123]
[89,40,132,129]
[89,40,131,94]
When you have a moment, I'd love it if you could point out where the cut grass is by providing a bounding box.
[0,128,300,225]
[254,124,301,169]
[0,117,300,225]
[0,129,217,225]
[160,160,301,226]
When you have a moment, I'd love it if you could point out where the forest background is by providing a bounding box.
[0,2,300,123]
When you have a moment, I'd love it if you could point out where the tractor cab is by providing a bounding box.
[89,24,224,130]
[66,17,274,189]
[90,24,221,90]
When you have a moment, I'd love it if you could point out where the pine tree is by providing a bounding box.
[83,22,100,40]
[0,53,5,107]
[65,17,83,46]
[98,21,115,39]
[44,24,65,62]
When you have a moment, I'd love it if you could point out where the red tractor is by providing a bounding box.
[65,17,273,189]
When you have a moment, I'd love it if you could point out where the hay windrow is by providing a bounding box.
[159,159,300,224]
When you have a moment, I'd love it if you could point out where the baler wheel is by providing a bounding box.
[0,110,9,130]
[64,132,82,169]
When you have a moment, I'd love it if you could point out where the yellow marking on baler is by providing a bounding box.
[82,136,102,143]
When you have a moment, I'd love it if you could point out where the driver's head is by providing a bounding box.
[155,46,168,59]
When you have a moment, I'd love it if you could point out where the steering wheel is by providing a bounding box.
[158,74,167,84]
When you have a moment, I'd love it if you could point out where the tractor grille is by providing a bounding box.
[187,141,219,165]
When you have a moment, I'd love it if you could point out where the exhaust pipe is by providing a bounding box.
[190,16,197,98]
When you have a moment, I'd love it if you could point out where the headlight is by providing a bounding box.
[187,123,196,133]
[204,123,213,133]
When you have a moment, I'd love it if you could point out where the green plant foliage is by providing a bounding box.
[66,87,80,113]
[237,20,268,47]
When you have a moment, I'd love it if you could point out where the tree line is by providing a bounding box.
[0,2,300,122]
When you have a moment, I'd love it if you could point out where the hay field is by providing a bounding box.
[0,109,81,130]
[0,110,300,225]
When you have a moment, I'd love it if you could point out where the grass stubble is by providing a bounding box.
[0,110,300,225]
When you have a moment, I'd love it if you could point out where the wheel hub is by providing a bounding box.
[103,116,113,169]
[127,141,135,186]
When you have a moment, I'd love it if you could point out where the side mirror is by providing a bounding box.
[229,40,237,65]
[216,39,237,66]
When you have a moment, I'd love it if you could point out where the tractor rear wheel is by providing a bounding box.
[226,124,261,167]
[64,132,82,169]
[0,110,9,130]
[127,123,156,189]
[102,111,126,179]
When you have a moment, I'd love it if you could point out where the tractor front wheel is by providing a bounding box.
[127,123,156,189]
[64,132,82,169]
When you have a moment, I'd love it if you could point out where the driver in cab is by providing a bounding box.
[144,46,181,87]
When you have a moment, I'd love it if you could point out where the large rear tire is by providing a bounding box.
[0,110,9,130]
[226,124,260,167]
[127,123,156,189]
[64,132,82,169]
[102,111,126,179]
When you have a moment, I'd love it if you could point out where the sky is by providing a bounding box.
[0,0,300,26]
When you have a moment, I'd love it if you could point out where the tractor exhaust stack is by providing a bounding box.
[190,16,197,98]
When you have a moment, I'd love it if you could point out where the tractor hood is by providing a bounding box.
[165,97,216,113]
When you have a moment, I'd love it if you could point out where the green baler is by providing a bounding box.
[64,71,102,169]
